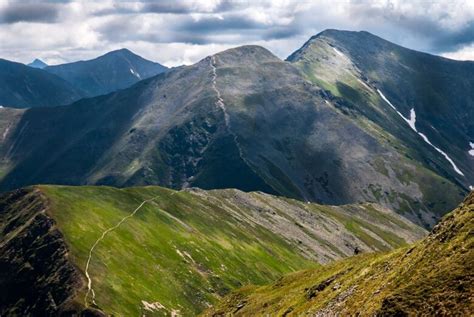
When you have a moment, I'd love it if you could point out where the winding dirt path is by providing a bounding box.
[83,195,160,307]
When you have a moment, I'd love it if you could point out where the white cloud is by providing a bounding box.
[442,44,474,61]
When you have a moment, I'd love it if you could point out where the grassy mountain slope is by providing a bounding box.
[205,191,474,316]
[0,59,83,108]
[0,185,425,316]
[287,29,473,189]
[0,44,466,227]
[45,49,167,97]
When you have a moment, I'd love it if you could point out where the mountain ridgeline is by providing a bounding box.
[287,29,473,190]
[0,30,472,228]
[0,49,167,108]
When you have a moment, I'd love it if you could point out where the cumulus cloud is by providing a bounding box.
[0,0,472,66]
[0,2,60,24]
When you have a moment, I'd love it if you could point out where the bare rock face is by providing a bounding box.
[0,188,84,316]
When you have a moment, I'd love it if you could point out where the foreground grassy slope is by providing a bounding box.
[42,185,315,316]
[0,185,426,316]
[205,191,474,316]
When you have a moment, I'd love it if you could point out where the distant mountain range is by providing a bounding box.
[44,48,168,97]
[0,30,472,228]
[0,49,167,108]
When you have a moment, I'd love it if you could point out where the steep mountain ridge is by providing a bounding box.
[0,185,425,316]
[287,29,473,189]
[45,48,168,97]
[0,43,466,227]
[204,191,474,316]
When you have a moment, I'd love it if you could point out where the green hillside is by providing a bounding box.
[0,185,425,316]
[204,191,474,316]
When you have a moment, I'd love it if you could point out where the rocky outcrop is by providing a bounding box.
[0,188,84,316]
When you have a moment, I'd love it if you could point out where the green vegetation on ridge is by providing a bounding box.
[204,191,474,316]
[0,184,426,316]
[41,185,315,316]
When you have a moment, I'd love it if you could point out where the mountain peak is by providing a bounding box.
[43,47,167,97]
[100,48,142,60]
[27,58,48,69]
[213,45,280,64]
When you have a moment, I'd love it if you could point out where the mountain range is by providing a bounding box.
[44,48,168,97]
[0,30,472,228]
[0,28,473,316]
[0,49,167,108]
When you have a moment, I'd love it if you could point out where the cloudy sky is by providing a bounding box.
[0,0,473,67]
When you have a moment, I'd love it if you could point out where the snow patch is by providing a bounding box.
[469,185,473,191]
[406,108,417,131]
[2,125,10,141]
[469,142,474,157]
[332,47,345,57]
[417,132,464,176]
[130,68,141,79]
[0,105,3,109]
[378,89,465,176]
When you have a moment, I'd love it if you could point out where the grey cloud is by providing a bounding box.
[0,3,60,24]
[87,0,474,53]
[432,21,474,52]
[176,15,264,33]
[96,15,212,44]
[97,13,301,46]
[140,0,238,14]
[141,2,193,14]
[346,2,474,53]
